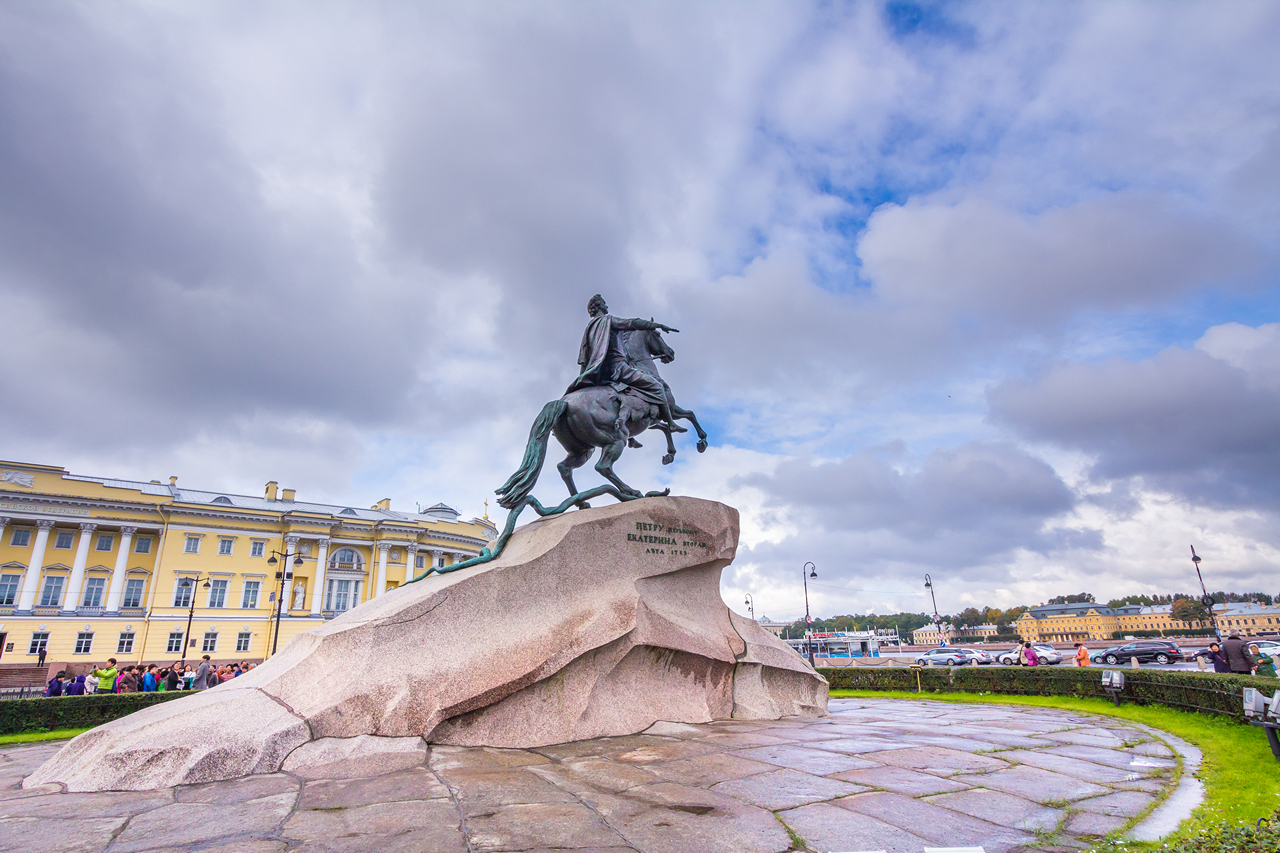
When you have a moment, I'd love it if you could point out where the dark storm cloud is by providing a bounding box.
[0,4,417,455]
[988,326,1280,510]
[0,2,1278,606]
[738,441,1092,572]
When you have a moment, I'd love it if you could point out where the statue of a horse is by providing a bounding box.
[496,327,707,511]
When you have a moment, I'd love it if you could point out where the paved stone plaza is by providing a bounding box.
[0,698,1184,853]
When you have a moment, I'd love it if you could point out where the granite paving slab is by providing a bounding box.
[0,697,1189,853]
[646,751,778,786]
[837,790,1037,852]
[999,748,1138,783]
[925,787,1065,832]
[862,745,1010,774]
[780,802,932,853]
[954,763,1110,803]
[732,743,879,774]
[709,767,866,809]
[831,764,973,795]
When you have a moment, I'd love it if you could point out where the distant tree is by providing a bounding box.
[1108,594,1155,608]
[1048,592,1096,605]
[1171,598,1209,623]
[955,607,984,627]
[983,607,1004,626]
[1000,606,1027,627]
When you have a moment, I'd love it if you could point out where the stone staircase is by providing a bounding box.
[0,664,48,689]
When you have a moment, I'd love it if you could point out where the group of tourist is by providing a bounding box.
[43,655,258,697]
[1198,633,1278,677]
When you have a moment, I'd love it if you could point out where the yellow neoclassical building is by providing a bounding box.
[0,460,497,669]
[1015,601,1280,642]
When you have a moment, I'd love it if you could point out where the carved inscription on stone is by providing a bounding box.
[626,521,710,556]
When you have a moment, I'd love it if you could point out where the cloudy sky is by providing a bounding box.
[3,1,1279,622]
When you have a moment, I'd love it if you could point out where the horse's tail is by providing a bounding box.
[495,400,567,510]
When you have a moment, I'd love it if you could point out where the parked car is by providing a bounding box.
[996,644,1064,665]
[1092,640,1182,666]
[954,648,995,665]
[1250,639,1280,656]
[914,647,968,666]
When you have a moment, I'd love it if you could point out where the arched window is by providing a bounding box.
[329,548,363,570]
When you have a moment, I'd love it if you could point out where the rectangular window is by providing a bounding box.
[74,632,93,654]
[241,580,260,609]
[415,553,425,569]
[236,631,252,653]
[10,528,30,547]
[134,537,151,554]
[166,631,184,653]
[218,538,234,556]
[39,576,65,607]
[122,578,145,608]
[184,535,201,554]
[250,541,265,558]
[208,579,227,608]
[0,573,19,606]
[173,580,193,608]
[28,632,49,655]
[202,631,218,653]
[96,533,113,551]
[117,632,135,654]
[326,578,353,613]
[55,531,74,549]
[82,577,106,608]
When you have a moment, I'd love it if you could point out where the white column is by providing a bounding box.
[63,523,97,611]
[104,526,137,613]
[17,520,55,611]
[429,549,442,571]
[310,538,330,615]
[0,517,7,545]
[404,544,420,584]
[282,534,300,612]
[375,542,390,596]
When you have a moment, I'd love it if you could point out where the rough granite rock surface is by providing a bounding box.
[27,496,827,792]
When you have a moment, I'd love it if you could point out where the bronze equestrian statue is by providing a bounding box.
[408,294,707,582]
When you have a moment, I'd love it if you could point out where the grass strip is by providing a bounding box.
[0,727,93,745]
[830,689,1279,850]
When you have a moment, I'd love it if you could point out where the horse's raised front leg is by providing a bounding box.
[595,440,643,498]
[656,426,677,465]
[672,405,709,453]
[557,448,594,509]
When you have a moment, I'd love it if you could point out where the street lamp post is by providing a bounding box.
[267,547,305,656]
[924,574,944,646]
[1190,546,1222,640]
[743,593,754,622]
[803,562,817,667]
[178,574,211,668]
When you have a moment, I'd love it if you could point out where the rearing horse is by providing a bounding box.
[495,327,707,511]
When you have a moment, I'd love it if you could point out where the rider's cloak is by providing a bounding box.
[566,313,657,395]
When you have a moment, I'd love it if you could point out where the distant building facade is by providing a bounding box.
[0,460,497,667]
[1015,601,1280,642]
[911,623,1002,645]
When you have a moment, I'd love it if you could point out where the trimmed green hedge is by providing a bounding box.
[0,691,188,735]
[819,665,1280,722]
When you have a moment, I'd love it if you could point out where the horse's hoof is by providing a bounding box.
[662,453,675,465]
[697,440,708,453]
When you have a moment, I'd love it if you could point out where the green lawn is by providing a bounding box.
[829,689,1279,850]
[0,727,92,745]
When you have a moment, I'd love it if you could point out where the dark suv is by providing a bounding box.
[1094,640,1182,665]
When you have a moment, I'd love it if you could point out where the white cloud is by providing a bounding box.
[2,2,1279,615]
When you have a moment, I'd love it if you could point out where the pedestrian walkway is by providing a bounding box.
[0,698,1183,852]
